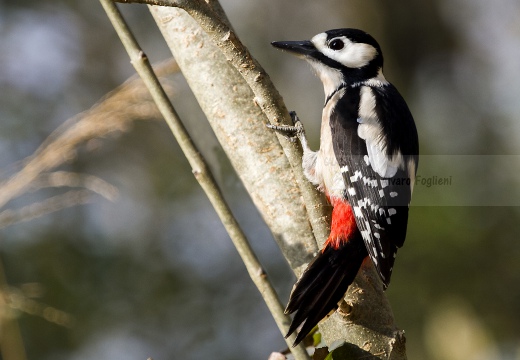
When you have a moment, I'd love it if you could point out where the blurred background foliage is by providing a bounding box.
[0,0,519,359]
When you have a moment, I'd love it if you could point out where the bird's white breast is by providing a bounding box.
[314,89,346,198]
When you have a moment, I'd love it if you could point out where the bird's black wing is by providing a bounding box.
[329,84,418,288]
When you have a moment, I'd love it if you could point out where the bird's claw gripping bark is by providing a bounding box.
[266,111,307,144]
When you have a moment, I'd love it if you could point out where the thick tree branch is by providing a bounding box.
[116,0,331,269]
[146,4,320,272]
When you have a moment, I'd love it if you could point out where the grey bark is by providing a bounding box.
[148,6,320,272]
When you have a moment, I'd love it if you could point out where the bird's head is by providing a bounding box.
[272,29,385,93]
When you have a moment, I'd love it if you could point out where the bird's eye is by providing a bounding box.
[329,39,344,50]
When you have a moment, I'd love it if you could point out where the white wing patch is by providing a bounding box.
[357,86,405,178]
[408,157,417,195]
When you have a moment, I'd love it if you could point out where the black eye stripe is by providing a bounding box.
[329,39,344,50]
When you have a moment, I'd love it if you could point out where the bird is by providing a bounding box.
[268,28,419,346]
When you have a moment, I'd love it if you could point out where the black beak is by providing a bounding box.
[271,40,316,56]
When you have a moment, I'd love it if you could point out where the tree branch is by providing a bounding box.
[116,0,331,270]
[99,1,311,358]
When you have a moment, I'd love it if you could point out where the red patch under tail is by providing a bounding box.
[323,197,357,250]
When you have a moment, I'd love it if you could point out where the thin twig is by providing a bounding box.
[98,1,311,358]
[5,287,75,328]
[29,171,119,201]
[0,257,28,360]
[0,190,92,229]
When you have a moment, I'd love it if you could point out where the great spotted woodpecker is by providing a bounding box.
[269,29,419,346]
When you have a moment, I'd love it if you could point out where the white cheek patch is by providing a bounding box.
[311,33,378,69]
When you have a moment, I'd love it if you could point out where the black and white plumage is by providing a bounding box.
[270,28,419,345]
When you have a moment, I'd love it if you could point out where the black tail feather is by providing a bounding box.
[285,232,368,346]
